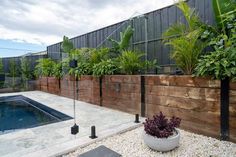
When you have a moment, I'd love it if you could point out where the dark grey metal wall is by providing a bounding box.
[47,0,215,66]
[2,54,47,74]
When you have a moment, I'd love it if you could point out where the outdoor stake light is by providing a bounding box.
[70,59,79,135]
[89,126,97,139]
[134,114,140,123]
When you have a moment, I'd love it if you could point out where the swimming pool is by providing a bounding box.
[0,95,72,134]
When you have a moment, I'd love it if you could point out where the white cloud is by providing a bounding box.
[0,0,175,46]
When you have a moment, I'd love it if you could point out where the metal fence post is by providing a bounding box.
[220,77,229,140]
[141,75,146,117]
[99,76,103,106]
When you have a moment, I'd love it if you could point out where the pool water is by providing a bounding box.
[0,95,72,133]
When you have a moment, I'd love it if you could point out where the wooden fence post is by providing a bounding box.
[99,76,103,106]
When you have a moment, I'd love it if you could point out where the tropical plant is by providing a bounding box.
[90,47,110,64]
[117,50,157,75]
[195,1,236,80]
[92,59,118,77]
[34,58,55,78]
[143,112,181,138]
[9,58,19,89]
[163,1,206,74]
[21,57,33,90]
[52,62,64,79]
[195,47,236,80]
[109,25,134,56]
[61,36,74,54]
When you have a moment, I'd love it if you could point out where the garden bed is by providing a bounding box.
[63,126,236,157]
[36,75,236,142]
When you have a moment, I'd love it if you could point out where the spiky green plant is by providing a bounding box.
[163,1,206,74]
[117,50,157,75]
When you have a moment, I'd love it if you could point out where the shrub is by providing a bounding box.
[34,58,56,77]
[92,59,117,77]
[52,62,64,79]
[21,57,33,90]
[117,50,157,75]
[143,112,181,138]
[163,1,206,74]
[195,47,236,80]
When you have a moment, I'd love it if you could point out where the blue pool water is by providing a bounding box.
[0,95,72,133]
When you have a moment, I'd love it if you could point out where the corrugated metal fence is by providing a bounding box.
[47,0,215,69]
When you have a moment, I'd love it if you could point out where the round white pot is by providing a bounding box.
[143,129,180,152]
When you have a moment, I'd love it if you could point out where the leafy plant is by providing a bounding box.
[117,50,157,75]
[195,1,236,80]
[195,47,236,80]
[9,58,19,89]
[21,57,33,90]
[143,112,181,138]
[34,58,55,78]
[90,48,110,64]
[163,1,206,74]
[92,59,117,77]
[0,58,3,74]
[109,25,134,56]
[52,62,63,79]
[61,36,74,54]
[212,0,236,34]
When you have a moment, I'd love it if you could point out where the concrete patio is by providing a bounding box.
[0,91,142,157]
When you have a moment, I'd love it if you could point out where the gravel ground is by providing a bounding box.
[63,127,236,157]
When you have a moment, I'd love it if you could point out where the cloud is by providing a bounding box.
[0,0,175,46]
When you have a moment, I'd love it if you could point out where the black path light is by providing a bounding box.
[70,59,79,135]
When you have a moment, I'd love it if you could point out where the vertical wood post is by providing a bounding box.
[99,76,103,106]
[220,77,229,140]
[141,75,146,117]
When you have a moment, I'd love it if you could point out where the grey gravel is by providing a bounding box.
[63,127,236,157]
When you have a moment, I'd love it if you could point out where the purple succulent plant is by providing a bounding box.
[143,112,181,138]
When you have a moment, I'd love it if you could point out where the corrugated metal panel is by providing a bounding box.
[47,0,215,67]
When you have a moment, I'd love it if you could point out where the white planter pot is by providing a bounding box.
[143,129,180,152]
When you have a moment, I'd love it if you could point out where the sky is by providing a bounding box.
[0,0,175,58]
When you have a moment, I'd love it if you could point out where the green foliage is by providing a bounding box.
[61,36,74,54]
[117,50,157,75]
[163,1,206,74]
[212,0,236,34]
[195,47,236,80]
[34,58,55,77]
[109,25,134,56]
[73,62,93,78]
[0,58,3,74]
[195,6,236,80]
[52,62,63,79]
[165,29,207,75]
[9,58,19,77]
[92,59,117,77]
[90,48,110,64]
[21,57,33,90]
[9,58,19,89]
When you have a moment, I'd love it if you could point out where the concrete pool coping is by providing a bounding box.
[0,91,144,157]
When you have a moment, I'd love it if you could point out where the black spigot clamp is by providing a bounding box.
[89,126,98,139]
[71,123,79,135]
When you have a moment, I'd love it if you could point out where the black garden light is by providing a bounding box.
[70,59,79,135]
